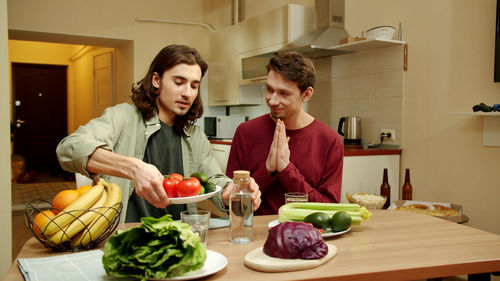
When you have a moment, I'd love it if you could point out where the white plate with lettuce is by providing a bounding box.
[103,215,227,280]
[169,185,222,204]
[268,220,350,238]
[151,250,228,280]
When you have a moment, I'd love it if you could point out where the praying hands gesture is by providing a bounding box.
[266,119,290,174]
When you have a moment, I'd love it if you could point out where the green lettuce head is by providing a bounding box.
[102,214,206,280]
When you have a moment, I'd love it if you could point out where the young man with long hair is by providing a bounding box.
[57,45,261,222]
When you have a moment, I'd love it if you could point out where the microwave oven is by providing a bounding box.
[204,116,247,139]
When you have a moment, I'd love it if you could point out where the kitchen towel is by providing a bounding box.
[209,217,230,229]
[17,250,134,281]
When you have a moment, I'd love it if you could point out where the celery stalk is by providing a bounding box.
[285,202,362,211]
[278,202,371,225]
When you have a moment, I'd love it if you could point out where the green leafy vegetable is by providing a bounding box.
[102,214,206,281]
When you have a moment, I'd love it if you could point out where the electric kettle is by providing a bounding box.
[337,116,362,145]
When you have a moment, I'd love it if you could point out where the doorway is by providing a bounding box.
[8,34,133,261]
[11,63,68,176]
[10,62,73,260]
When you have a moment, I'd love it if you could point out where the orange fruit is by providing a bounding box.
[32,210,56,238]
[52,189,80,214]
[76,185,93,196]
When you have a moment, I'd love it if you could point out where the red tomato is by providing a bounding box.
[169,173,184,182]
[177,177,201,197]
[163,178,178,198]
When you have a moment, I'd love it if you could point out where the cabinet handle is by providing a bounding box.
[404,43,408,71]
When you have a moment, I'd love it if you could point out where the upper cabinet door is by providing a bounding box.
[208,25,240,106]
[239,4,315,57]
[208,4,315,106]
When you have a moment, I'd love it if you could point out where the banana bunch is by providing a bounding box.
[42,180,122,247]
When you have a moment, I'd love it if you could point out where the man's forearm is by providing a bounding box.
[86,148,140,180]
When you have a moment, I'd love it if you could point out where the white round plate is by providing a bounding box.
[169,185,222,204]
[268,219,351,238]
[150,250,227,280]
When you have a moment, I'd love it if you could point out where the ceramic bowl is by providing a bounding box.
[366,26,396,40]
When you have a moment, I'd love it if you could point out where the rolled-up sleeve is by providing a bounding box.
[56,105,125,178]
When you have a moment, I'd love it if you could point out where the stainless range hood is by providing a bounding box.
[284,0,349,58]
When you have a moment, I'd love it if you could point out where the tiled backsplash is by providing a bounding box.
[308,45,404,145]
[202,45,404,144]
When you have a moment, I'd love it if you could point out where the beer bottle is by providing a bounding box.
[380,168,391,209]
[402,168,413,200]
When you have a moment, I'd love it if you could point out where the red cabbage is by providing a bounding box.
[263,222,328,259]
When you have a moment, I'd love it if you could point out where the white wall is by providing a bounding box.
[7,0,210,81]
[70,46,116,132]
[310,45,404,146]
[0,0,12,277]
[345,0,500,235]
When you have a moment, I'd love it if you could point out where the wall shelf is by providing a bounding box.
[455,112,500,116]
[303,39,408,70]
[326,39,406,53]
[455,112,500,146]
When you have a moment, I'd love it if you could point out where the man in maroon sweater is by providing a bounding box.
[226,50,343,215]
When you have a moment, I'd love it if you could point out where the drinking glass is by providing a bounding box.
[180,210,210,247]
[285,192,308,204]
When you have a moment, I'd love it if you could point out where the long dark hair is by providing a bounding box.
[131,44,207,134]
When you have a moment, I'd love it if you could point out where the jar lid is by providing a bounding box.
[233,170,250,179]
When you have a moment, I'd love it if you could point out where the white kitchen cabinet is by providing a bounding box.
[207,25,265,106]
[238,4,315,58]
[208,4,315,106]
[208,25,240,106]
[341,155,400,204]
[199,143,232,218]
[211,143,231,174]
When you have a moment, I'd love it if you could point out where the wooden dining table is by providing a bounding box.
[4,209,500,281]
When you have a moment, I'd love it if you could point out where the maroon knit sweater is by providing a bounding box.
[226,114,343,215]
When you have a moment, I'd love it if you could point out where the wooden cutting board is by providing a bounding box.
[243,244,337,272]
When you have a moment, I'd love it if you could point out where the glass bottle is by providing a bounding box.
[402,168,413,200]
[380,168,391,209]
[229,170,253,244]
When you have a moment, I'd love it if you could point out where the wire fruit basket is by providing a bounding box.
[25,199,122,252]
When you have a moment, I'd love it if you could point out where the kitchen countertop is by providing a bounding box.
[209,140,402,156]
[343,145,401,156]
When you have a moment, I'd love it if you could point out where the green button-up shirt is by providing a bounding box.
[56,103,231,222]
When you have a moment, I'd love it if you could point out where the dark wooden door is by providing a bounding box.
[12,63,68,174]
